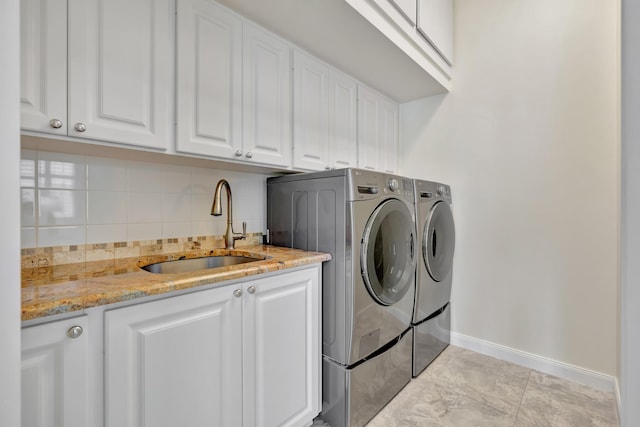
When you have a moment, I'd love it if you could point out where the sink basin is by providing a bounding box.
[141,255,265,274]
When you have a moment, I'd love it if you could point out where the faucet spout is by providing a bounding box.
[211,179,246,249]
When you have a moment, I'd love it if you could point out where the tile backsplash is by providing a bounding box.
[20,149,270,249]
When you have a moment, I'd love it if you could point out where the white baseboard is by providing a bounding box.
[450,332,619,394]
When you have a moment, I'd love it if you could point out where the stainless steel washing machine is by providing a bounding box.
[412,179,455,377]
[267,168,416,427]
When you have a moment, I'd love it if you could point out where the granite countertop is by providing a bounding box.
[21,245,331,322]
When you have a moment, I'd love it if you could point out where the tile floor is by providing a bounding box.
[316,345,620,426]
[368,345,619,427]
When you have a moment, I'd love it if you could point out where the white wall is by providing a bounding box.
[0,0,22,424]
[400,0,619,376]
[20,150,269,249]
[621,0,640,424]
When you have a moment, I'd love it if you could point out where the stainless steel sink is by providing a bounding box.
[141,255,264,274]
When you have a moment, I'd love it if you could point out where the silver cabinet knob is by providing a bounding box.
[233,289,243,297]
[325,165,331,170]
[245,152,253,159]
[74,123,87,132]
[66,325,83,339]
[235,150,242,157]
[247,286,256,294]
[49,119,63,129]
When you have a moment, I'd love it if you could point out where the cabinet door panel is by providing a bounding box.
[293,51,329,171]
[21,316,89,427]
[67,0,172,149]
[358,85,381,171]
[243,269,320,427]
[176,0,242,158]
[381,98,399,173]
[328,70,358,169]
[243,23,292,167]
[20,0,67,135]
[105,287,242,427]
[417,0,454,65]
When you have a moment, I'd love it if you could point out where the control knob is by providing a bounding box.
[388,178,399,192]
[437,185,447,196]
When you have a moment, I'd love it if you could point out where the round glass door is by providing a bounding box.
[423,201,455,282]
[361,199,416,306]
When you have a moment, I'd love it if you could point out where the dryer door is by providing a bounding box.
[361,199,416,306]
[423,201,455,281]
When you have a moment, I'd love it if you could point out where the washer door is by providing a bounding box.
[361,199,416,306]
[423,201,455,282]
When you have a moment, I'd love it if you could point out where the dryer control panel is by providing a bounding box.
[348,169,414,202]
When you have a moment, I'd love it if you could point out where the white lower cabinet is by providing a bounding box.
[21,315,90,427]
[105,266,321,427]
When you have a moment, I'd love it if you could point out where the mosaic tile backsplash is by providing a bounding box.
[20,149,270,250]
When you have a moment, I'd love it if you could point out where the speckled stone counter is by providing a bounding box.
[21,245,331,321]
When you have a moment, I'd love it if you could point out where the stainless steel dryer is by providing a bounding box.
[267,168,416,427]
[412,179,455,377]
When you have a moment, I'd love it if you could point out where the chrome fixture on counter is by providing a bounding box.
[211,179,246,249]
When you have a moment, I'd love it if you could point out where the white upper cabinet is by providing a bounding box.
[21,316,90,427]
[176,0,242,159]
[242,22,292,168]
[293,49,357,172]
[358,84,398,173]
[328,69,358,170]
[417,0,454,65]
[20,0,173,150]
[390,0,417,26]
[20,0,67,136]
[67,0,173,149]
[293,50,329,171]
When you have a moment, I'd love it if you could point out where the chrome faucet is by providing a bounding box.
[211,179,246,249]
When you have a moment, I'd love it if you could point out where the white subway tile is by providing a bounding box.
[127,192,162,223]
[127,223,162,241]
[162,222,192,239]
[87,224,127,244]
[161,165,192,193]
[20,150,37,188]
[127,163,164,193]
[192,220,217,236]
[38,152,87,190]
[21,227,36,249]
[21,189,36,227]
[38,190,87,226]
[162,193,192,222]
[87,191,127,224]
[38,226,86,247]
[87,157,127,191]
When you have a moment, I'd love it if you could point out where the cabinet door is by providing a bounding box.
[417,0,454,65]
[293,50,329,171]
[243,268,321,427]
[176,0,242,158]
[242,22,292,167]
[20,0,67,135]
[67,0,173,149]
[390,0,417,26]
[328,70,358,170]
[21,316,89,427]
[105,286,243,427]
[381,97,399,174]
[357,85,382,171]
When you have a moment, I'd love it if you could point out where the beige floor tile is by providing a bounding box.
[358,346,620,427]
[368,378,516,427]
[517,371,619,427]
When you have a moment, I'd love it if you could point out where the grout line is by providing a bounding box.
[512,370,532,427]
